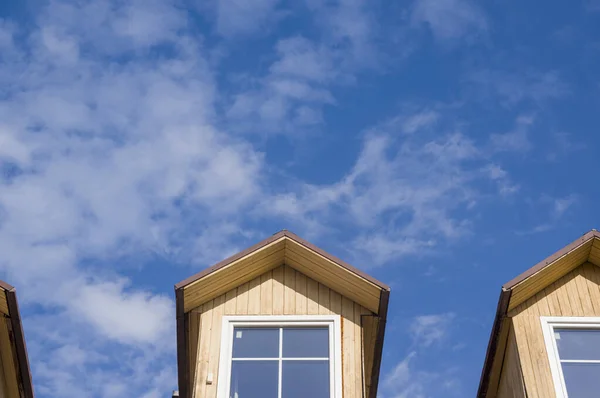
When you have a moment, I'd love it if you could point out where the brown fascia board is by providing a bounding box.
[477,229,600,397]
[476,288,511,398]
[1,283,35,398]
[174,230,390,293]
[368,288,390,398]
[175,289,189,398]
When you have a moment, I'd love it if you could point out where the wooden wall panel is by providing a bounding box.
[0,318,18,398]
[496,326,526,398]
[191,264,374,398]
[0,294,8,317]
[510,262,600,398]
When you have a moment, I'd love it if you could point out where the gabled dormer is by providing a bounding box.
[0,280,34,398]
[175,230,390,398]
[478,230,600,398]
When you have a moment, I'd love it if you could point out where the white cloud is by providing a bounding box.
[484,164,520,195]
[553,194,578,218]
[0,0,266,395]
[411,0,487,41]
[469,69,569,106]
[212,0,281,37]
[267,111,517,265]
[381,352,461,398]
[410,313,455,347]
[490,115,535,152]
[400,110,440,134]
[227,36,339,133]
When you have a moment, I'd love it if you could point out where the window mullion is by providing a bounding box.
[278,327,283,398]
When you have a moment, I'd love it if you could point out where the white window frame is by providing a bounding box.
[217,315,342,398]
[541,316,600,398]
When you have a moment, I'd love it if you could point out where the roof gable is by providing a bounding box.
[478,229,600,397]
[504,229,600,311]
[175,230,390,314]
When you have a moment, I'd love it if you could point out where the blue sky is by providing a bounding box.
[1,0,600,396]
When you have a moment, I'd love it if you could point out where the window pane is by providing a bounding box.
[230,361,278,398]
[232,328,279,358]
[282,360,330,398]
[555,329,600,360]
[282,327,329,358]
[561,363,600,398]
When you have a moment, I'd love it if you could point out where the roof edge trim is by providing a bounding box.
[503,229,600,290]
[6,288,35,398]
[477,288,511,398]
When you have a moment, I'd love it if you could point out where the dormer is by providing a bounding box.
[478,230,600,398]
[0,280,34,398]
[175,230,390,398]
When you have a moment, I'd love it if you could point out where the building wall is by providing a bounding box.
[0,317,19,398]
[496,326,526,398]
[189,264,375,398]
[509,262,600,397]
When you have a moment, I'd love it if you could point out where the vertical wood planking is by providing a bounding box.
[355,304,365,398]
[0,318,18,398]
[194,301,213,398]
[511,263,600,397]
[295,272,307,314]
[342,297,356,398]
[582,263,600,313]
[236,282,249,315]
[575,267,595,315]
[318,284,331,315]
[307,278,319,315]
[188,265,376,398]
[545,281,563,316]
[330,290,342,315]
[188,312,200,395]
[206,295,225,397]
[284,265,296,315]
[248,276,261,315]
[497,326,526,398]
[564,272,584,316]
[272,266,284,315]
[260,271,273,315]
[224,289,237,315]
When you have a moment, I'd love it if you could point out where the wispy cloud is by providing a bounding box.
[202,0,283,37]
[411,0,487,42]
[410,313,456,347]
[381,351,461,398]
[0,0,266,395]
[516,194,579,236]
[468,69,569,106]
[268,109,520,265]
[490,115,535,152]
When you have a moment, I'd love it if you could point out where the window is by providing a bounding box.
[541,317,600,398]
[217,316,342,398]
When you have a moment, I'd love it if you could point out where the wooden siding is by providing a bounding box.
[190,264,374,398]
[0,292,8,317]
[508,239,594,311]
[0,317,19,398]
[284,239,381,313]
[496,326,526,398]
[509,262,600,397]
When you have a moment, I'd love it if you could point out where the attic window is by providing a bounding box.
[217,315,342,398]
[541,317,600,398]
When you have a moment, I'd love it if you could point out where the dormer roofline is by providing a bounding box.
[478,229,600,397]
